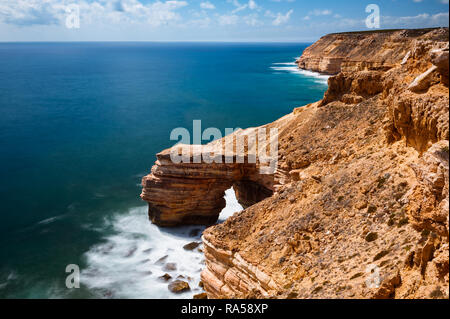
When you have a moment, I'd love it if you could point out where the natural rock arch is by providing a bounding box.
[141,127,277,226]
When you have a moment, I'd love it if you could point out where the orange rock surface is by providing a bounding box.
[201,28,449,299]
[296,28,448,75]
[142,28,449,298]
[141,128,277,226]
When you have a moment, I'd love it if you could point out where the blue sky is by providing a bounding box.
[0,0,448,41]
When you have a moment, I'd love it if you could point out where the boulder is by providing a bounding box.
[168,280,191,294]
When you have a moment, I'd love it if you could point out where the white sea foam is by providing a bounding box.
[0,271,18,291]
[218,188,244,222]
[272,62,297,66]
[270,61,330,85]
[37,215,64,225]
[81,188,243,299]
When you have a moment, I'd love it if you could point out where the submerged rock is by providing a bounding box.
[155,255,168,265]
[177,275,192,281]
[193,293,208,299]
[158,273,172,282]
[168,280,190,294]
[163,263,177,271]
[183,242,201,251]
[189,229,202,237]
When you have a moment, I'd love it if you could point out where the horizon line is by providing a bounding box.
[0,40,316,44]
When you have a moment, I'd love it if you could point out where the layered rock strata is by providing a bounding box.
[141,28,449,298]
[296,28,448,75]
[200,28,449,299]
[141,127,280,226]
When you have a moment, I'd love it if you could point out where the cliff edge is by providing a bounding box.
[296,28,448,75]
[141,28,449,298]
[200,28,449,299]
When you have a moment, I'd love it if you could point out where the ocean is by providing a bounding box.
[0,42,328,298]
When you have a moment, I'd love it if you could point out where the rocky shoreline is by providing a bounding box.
[142,27,449,299]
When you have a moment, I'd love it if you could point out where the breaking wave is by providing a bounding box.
[270,61,330,85]
[81,188,242,298]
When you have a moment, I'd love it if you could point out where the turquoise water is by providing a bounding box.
[0,42,327,298]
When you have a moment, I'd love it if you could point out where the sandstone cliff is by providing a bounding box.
[142,28,449,299]
[141,130,275,226]
[296,28,447,75]
[200,28,449,299]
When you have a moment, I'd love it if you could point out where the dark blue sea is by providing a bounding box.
[0,42,328,298]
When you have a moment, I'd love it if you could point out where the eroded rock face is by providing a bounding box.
[296,28,449,75]
[384,40,449,153]
[430,44,449,86]
[200,28,449,299]
[141,127,278,226]
[201,236,280,298]
[141,148,244,226]
[140,27,449,298]
[321,70,384,106]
